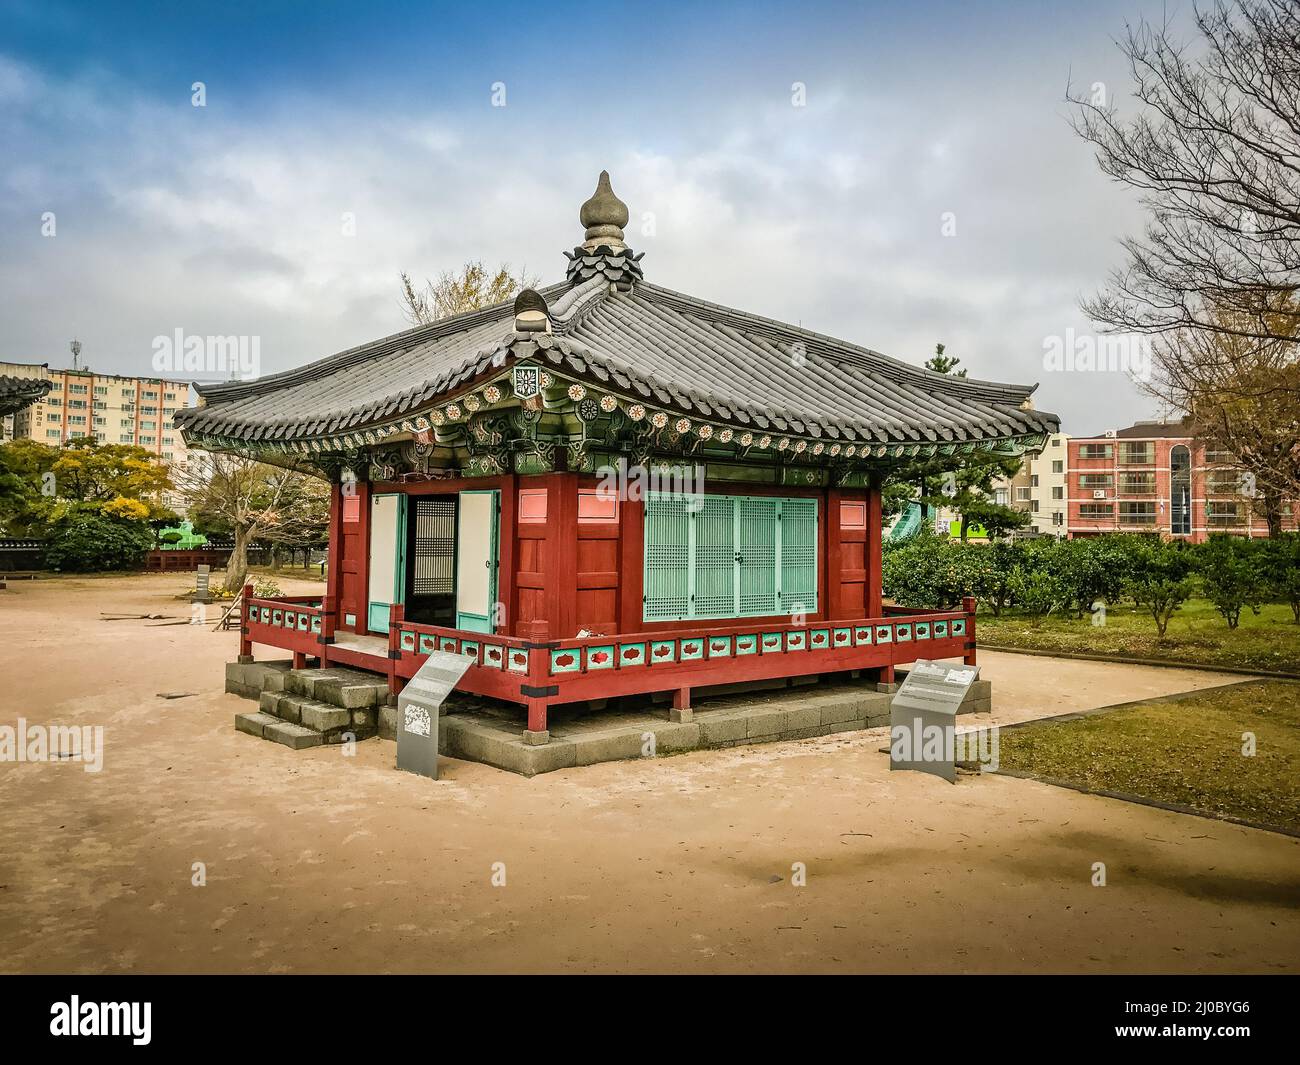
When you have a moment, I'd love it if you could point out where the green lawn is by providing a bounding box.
[979,599,1300,674]
[994,680,1300,832]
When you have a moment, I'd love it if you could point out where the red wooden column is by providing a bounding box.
[544,471,580,641]
[865,478,884,618]
[963,594,978,666]
[319,481,342,665]
[496,472,518,635]
[523,646,550,744]
[618,495,645,634]
[386,602,405,698]
[238,582,254,662]
[825,488,845,620]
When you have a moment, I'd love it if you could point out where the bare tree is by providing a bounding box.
[1152,303,1300,533]
[1071,0,1300,352]
[399,260,540,325]
[177,452,329,593]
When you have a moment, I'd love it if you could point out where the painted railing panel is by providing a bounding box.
[239,592,977,738]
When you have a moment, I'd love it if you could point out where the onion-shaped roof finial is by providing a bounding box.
[579,170,629,247]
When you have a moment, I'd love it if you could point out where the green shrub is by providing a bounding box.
[882,532,979,608]
[1124,537,1197,637]
[1196,535,1267,629]
[1260,534,1300,623]
[1052,536,1134,617]
[43,511,153,572]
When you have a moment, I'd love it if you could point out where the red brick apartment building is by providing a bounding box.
[1067,420,1297,542]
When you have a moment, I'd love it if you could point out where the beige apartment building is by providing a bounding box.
[992,432,1071,536]
[1,360,193,512]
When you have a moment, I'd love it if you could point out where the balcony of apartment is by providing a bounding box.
[1117,474,1158,497]
[1116,503,1159,528]
[1205,503,1247,529]
[1116,442,1156,466]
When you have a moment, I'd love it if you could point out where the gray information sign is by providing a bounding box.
[194,564,210,602]
[396,650,474,780]
[889,659,980,783]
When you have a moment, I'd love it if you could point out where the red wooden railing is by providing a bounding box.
[237,590,977,741]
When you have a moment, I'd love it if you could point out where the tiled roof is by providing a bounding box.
[178,275,1057,445]
[0,374,52,417]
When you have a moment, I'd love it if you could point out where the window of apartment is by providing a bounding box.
[163,434,175,445]
[1119,501,1157,524]
[47,397,61,407]
[1170,444,1191,535]
[141,420,156,430]
[140,435,156,444]
[120,433,135,443]
[141,405,157,415]
[47,413,61,423]
[121,388,133,398]
[1119,472,1157,495]
[1051,437,1061,447]
[1079,473,1113,488]
[93,400,106,410]
[1030,474,1039,487]
[68,383,88,394]
[995,488,1009,505]
[1206,472,1242,494]
[1079,503,1113,517]
[1206,501,1243,525]
[1052,486,1064,500]
[1120,441,1155,464]
[1204,447,1234,464]
[1052,512,1064,526]
[93,417,106,426]
[1080,443,1112,459]
[1051,460,1063,473]
[1030,500,1040,513]
[49,382,62,391]
[68,399,86,409]
[94,432,106,442]
[143,390,157,399]
[69,429,85,438]
[120,419,133,428]
[68,415,86,425]
[93,385,108,395]
[164,392,177,402]
[644,493,817,621]
[1015,487,1031,502]
[162,452,174,461]
[46,429,61,438]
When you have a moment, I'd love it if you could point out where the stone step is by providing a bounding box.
[258,692,377,734]
[234,711,323,750]
[284,667,389,709]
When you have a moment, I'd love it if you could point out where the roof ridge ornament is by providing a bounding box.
[580,170,629,249]
[566,170,644,291]
[513,288,551,333]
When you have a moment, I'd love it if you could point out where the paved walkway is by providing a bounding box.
[1,575,1293,974]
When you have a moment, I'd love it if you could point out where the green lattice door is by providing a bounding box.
[643,492,817,622]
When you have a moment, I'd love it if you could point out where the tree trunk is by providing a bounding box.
[1261,489,1283,539]
[223,526,250,594]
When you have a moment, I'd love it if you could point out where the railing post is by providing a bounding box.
[387,603,405,700]
[523,644,550,745]
[319,594,336,668]
[238,582,254,662]
[963,595,977,666]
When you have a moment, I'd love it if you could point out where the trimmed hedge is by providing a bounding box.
[882,531,1299,631]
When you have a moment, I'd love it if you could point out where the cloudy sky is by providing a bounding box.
[1,0,1188,435]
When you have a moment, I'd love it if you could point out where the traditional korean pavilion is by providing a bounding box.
[179,172,1058,744]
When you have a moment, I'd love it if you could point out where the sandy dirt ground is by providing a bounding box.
[1,573,1296,974]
